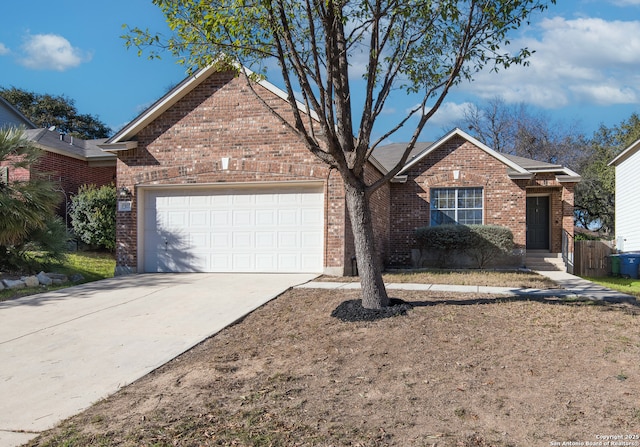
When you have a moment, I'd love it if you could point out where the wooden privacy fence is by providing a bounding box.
[573,240,615,277]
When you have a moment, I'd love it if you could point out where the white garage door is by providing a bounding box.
[143,185,324,273]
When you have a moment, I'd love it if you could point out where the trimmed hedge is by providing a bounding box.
[415,224,514,268]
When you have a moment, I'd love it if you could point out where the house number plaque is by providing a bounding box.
[118,201,132,212]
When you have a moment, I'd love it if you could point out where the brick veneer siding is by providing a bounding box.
[387,136,576,266]
[115,71,354,274]
[35,152,115,196]
[1,152,115,216]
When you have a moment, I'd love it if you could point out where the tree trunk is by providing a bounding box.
[344,181,389,309]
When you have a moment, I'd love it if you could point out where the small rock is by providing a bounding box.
[51,279,66,286]
[70,274,84,283]
[24,276,39,288]
[37,272,53,286]
[3,279,26,290]
[46,273,68,282]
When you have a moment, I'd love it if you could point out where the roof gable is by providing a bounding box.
[0,96,37,129]
[102,64,318,150]
[396,128,530,176]
[372,128,580,181]
[609,138,640,166]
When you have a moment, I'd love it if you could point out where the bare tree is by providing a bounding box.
[125,0,555,309]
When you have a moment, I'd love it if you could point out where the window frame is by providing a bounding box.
[430,187,484,226]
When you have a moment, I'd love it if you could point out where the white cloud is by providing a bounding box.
[0,43,9,55]
[610,0,640,5]
[426,101,473,127]
[462,16,640,108]
[19,33,90,71]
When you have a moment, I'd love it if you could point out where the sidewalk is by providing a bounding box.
[297,270,638,304]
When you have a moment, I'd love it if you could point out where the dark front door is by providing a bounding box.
[526,196,550,250]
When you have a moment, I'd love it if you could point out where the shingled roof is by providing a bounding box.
[23,128,116,166]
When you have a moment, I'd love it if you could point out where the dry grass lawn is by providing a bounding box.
[26,284,640,447]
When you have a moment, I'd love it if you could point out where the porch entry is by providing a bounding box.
[526,196,550,250]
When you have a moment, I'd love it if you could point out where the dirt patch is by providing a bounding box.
[27,289,640,447]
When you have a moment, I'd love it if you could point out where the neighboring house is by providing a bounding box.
[0,97,117,205]
[21,129,116,196]
[609,139,640,252]
[0,127,116,221]
[100,65,580,276]
[0,96,37,129]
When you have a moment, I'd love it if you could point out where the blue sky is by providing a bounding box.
[1,0,640,143]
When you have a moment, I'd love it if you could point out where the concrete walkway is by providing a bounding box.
[297,270,638,304]
[0,273,316,447]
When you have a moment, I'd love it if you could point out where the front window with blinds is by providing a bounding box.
[430,188,483,226]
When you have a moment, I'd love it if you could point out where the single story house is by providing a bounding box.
[21,128,116,196]
[609,139,640,252]
[100,65,580,276]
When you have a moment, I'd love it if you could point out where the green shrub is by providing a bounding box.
[69,184,116,251]
[466,225,514,268]
[415,224,514,268]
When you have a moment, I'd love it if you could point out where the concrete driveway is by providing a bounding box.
[0,273,316,447]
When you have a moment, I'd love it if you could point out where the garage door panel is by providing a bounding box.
[143,187,324,273]
[189,211,209,227]
[256,210,276,225]
[255,232,276,249]
[278,209,298,226]
[278,254,299,271]
[211,210,229,225]
[233,210,253,226]
[302,209,322,225]
[278,232,298,248]
[211,232,230,249]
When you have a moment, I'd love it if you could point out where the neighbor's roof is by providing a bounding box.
[0,96,37,129]
[23,128,116,164]
[372,128,581,182]
[609,137,640,166]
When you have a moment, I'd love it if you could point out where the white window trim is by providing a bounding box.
[430,187,484,226]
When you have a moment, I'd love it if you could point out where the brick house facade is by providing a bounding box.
[102,66,390,275]
[374,130,579,268]
[101,66,579,275]
[0,128,116,219]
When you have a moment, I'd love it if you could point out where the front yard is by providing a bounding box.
[0,251,115,302]
[25,284,640,447]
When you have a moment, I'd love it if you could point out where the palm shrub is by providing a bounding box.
[0,128,66,272]
[69,184,116,251]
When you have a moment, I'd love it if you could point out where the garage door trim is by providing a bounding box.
[137,181,325,273]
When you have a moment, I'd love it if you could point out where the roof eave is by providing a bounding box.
[507,172,535,180]
[98,141,139,152]
[609,138,640,166]
[556,174,582,183]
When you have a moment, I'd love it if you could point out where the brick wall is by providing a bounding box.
[387,136,578,266]
[388,136,527,266]
[115,71,351,274]
[35,152,116,196]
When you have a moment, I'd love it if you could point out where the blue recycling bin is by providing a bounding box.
[619,253,640,279]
